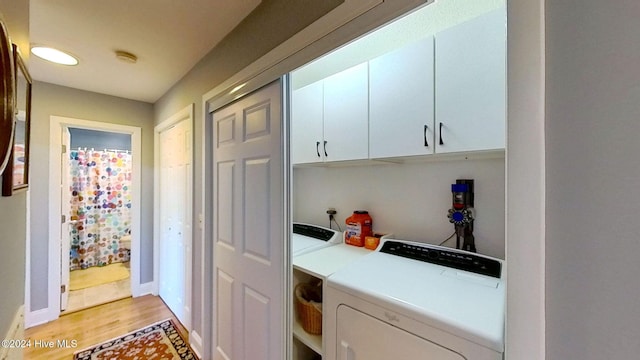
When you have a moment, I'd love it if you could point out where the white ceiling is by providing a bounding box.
[29,0,262,103]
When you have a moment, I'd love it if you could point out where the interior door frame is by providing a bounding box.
[154,104,194,331]
[47,115,142,320]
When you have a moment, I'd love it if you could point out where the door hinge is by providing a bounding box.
[62,144,67,154]
[61,285,66,293]
[61,214,66,224]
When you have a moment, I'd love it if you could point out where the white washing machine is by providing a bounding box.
[325,239,504,360]
[292,222,342,257]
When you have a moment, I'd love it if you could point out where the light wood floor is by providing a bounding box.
[24,295,190,359]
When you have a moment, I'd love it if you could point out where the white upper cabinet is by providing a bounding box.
[291,81,324,164]
[323,62,369,162]
[291,63,369,165]
[435,8,506,154]
[369,37,435,158]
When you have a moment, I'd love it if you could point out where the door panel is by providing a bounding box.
[243,158,272,262]
[216,269,234,360]
[369,36,435,158]
[291,81,324,164]
[435,8,506,153]
[212,80,284,360]
[323,63,369,162]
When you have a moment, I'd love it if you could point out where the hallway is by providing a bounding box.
[24,295,188,359]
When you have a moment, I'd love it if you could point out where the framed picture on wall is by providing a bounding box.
[2,44,31,196]
[0,20,15,177]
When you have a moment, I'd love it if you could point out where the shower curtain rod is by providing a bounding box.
[76,147,131,154]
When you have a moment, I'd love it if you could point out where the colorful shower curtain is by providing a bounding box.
[69,149,132,271]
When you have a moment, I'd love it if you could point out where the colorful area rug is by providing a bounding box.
[70,262,130,291]
[73,319,197,359]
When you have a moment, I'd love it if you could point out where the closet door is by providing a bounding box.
[211,80,285,360]
[159,117,192,330]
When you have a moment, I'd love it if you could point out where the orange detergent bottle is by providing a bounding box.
[345,211,372,247]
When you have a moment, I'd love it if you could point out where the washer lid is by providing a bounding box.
[292,223,341,257]
[327,242,505,353]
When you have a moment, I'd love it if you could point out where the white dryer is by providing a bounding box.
[292,222,342,258]
[325,239,504,360]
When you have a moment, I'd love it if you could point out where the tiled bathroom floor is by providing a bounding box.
[64,277,131,314]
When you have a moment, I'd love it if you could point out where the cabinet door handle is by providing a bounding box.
[316,141,321,157]
[324,140,328,157]
[439,122,444,145]
[424,125,429,147]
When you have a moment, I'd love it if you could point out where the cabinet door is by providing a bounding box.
[292,81,324,164]
[370,37,435,158]
[323,63,369,162]
[435,7,506,153]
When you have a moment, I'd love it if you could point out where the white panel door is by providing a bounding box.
[291,80,324,164]
[323,63,369,162]
[336,305,465,360]
[60,128,71,311]
[435,7,506,153]
[159,118,192,329]
[212,80,285,360]
[369,36,435,158]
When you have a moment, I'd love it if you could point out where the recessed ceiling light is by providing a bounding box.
[31,46,78,66]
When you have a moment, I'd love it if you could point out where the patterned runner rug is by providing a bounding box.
[73,319,197,359]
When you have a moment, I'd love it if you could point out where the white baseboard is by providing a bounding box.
[24,307,55,329]
[1,305,24,360]
[135,281,157,297]
[189,330,203,359]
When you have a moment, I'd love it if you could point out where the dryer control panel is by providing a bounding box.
[380,241,501,278]
[293,223,338,242]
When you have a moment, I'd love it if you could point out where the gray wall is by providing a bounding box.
[546,0,640,358]
[29,81,154,311]
[69,128,132,151]
[153,0,343,341]
[0,192,26,337]
[0,0,28,338]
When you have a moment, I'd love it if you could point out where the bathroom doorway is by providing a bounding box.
[48,115,142,318]
[63,128,133,313]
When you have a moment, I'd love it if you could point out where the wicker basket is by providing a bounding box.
[295,282,323,335]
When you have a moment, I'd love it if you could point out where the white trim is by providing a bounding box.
[506,0,546,359]
[199,99,212,360]
[24,308,49,329]
[138,281,157,296]
[47,116,142,323]
[189,330,203,359]
[154,104,194,331]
